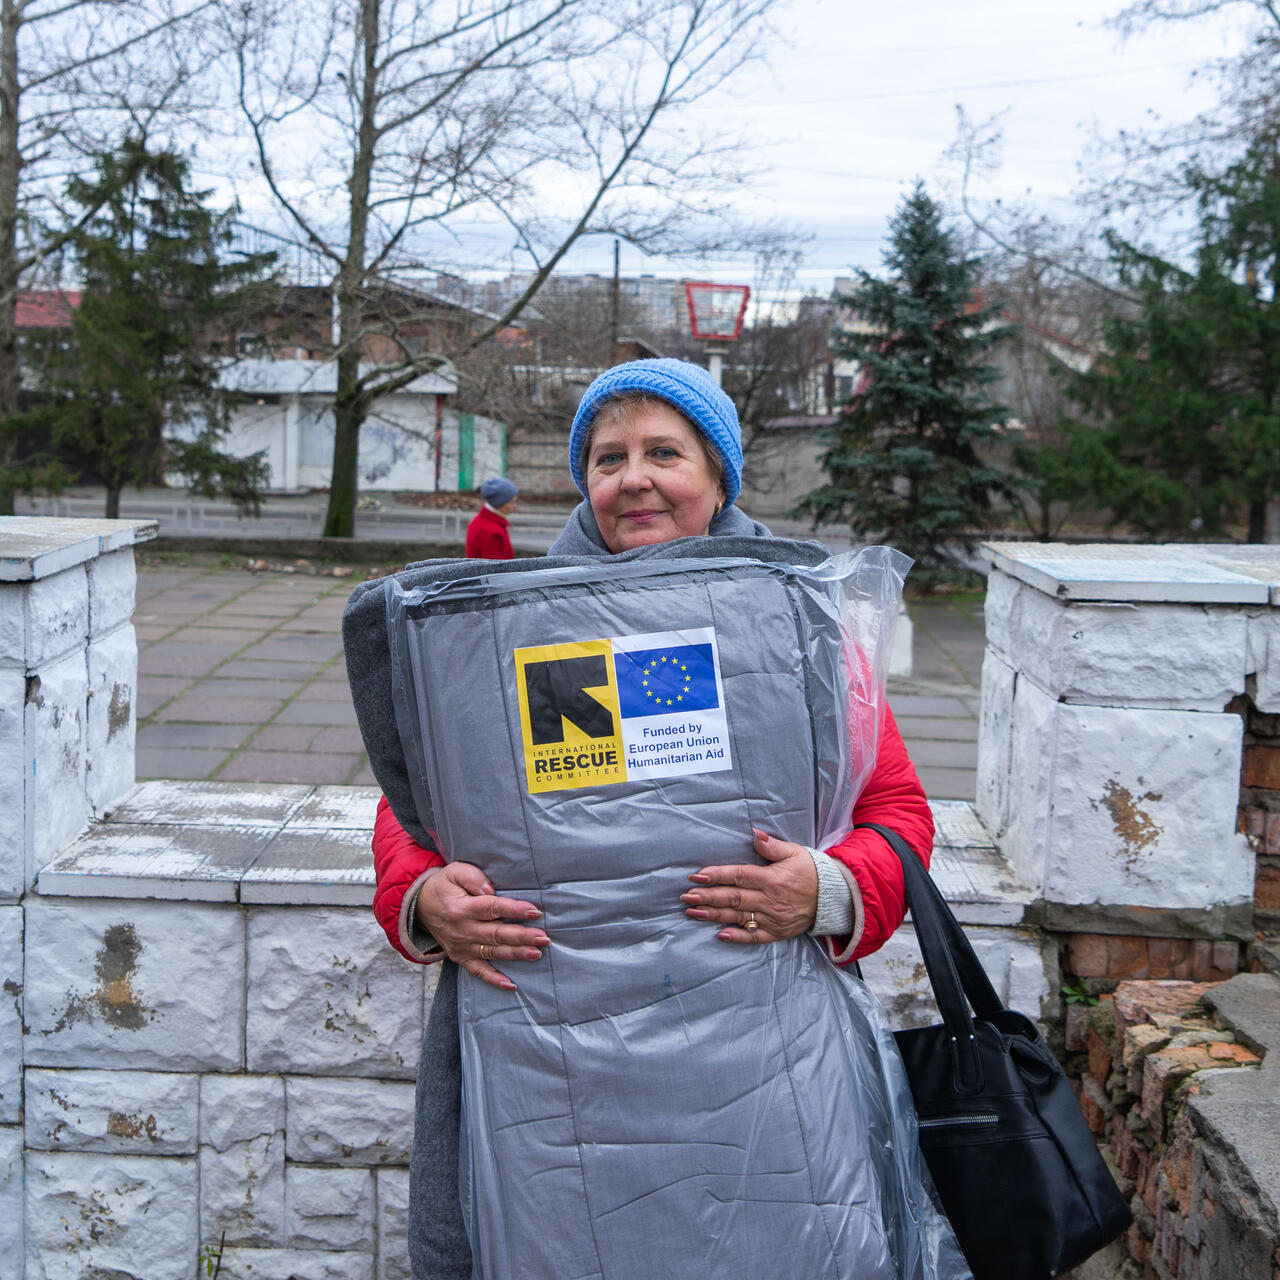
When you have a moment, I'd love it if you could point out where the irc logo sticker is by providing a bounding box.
[514,627,732,794]
[514,638,626,794]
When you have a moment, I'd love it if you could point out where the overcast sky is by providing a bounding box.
[214,0,1246,302]
[552,0,1240,296]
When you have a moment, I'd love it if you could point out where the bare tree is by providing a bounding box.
[0,0,218,510]
[942,107,1131,303]
[225,0,777,536]
[450,276,654,495]
[947,8,1278,254]
[976,245,1117,538]
[1085,0,1280,224]
[934,113,1129,537]
[939,9,1280,538]
[707,246,825,491]
[742,252,821,413]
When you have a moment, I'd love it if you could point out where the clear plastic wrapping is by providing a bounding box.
[802,545,911,850]
[385,547,968,1280]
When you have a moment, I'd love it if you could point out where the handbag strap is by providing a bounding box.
[854,823,1005,1091]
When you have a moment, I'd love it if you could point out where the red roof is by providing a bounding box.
[15,290,81,329]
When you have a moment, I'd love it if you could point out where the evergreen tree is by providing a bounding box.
[797,182,1011,576]
[1056,133,1280,543]
[22,141,277,518]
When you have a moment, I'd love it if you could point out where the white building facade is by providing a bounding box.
[197,360,507,494]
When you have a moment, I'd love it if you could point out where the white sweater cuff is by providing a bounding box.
[806,846,865,965]
[399,869,446,964]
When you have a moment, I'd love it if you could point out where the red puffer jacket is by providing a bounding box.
[464,506,513,560]
[371,704,933,966]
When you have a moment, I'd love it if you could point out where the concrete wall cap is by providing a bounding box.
[1202,973,1280,1062]
[981,543,1273,604]
[0,516,156,582]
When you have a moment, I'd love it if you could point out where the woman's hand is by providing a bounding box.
[415,862,549,991]
[680,828,818,945]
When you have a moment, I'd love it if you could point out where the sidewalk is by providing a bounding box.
[135,564,371,785]
[891,595,984,801]
[134,561,987,801]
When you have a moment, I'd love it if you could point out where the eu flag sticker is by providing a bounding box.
[614,643,719,717]
[612,627,732,782]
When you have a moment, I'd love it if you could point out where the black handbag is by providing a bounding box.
[855,823,1132,1280]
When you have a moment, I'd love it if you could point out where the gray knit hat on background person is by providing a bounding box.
[568,359,744,507]
[479,477,518,507]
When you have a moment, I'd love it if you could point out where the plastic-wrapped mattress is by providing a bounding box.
[382,547,968,1280]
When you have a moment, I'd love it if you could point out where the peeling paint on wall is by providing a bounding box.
[106,684,131,740]
[106,1111,159,1143]
[1097,777,1163,864]
[51,923,152,1034]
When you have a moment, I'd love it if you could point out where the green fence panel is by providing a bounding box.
[458,412,475,491]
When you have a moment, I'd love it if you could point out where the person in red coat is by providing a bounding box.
[463,477,517,559]
[369,359,936,1278]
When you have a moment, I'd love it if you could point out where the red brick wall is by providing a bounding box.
[1066,981,1266,1279]
[1064,935,1238,983]
[1230,695,1280,927]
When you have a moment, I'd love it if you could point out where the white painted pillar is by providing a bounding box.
[283,394,301,492]
[889,602,913,679]
[0,517,156,897]
[976,542,1265,937]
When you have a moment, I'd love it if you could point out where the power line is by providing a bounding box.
[731,59,1200,108]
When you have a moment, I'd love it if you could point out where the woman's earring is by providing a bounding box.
[714,501,723,517]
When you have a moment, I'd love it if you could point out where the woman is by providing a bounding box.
[463,476,518,559]
[370,358,939,1278]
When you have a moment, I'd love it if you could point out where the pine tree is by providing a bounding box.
[23,141,278,518]
[1056,133,1280,543]
[797,182,1011,577]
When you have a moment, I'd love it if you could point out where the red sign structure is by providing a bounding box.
[684,282,750,341]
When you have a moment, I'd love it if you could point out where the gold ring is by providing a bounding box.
[744,913,758,933]
[480,944,490,961]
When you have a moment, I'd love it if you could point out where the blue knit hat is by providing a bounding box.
[569,358,743,507]
[480,476,518,507]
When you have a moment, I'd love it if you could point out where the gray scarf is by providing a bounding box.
[547,499,774,555]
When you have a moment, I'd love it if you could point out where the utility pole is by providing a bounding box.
[609,238,620,362]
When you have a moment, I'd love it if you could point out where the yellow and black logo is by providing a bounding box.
[514,639,626,793]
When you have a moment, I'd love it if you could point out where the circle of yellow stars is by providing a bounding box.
[641,653,691,707]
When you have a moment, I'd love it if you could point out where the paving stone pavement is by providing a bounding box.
[135,564,374,787]
[891,594,985,801]
[134,565,987,801]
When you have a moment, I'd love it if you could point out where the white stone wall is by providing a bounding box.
[977,546,1262,931]
[0,670,24,899]
[0,525,479,1276]
[24,898,248,1071]
[1250,607,1280,713]
[1,1121,23,1270]
[21,891,435,1280]
[26,1150,199,1280]
[20,782,1049,1279]
[0,906,22,1125]
[859,923,1056,1030]
[981,568,1250,711]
